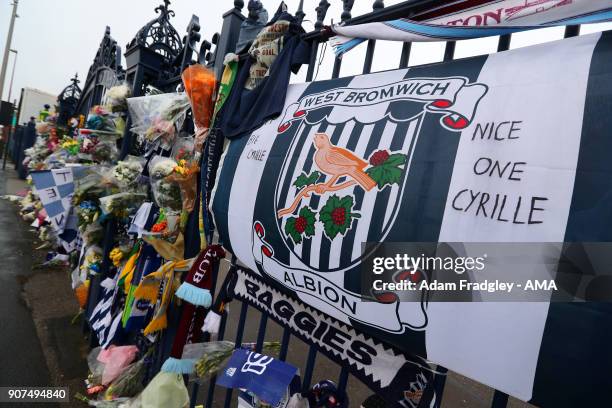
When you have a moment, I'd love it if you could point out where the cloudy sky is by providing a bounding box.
[1,0,611,103]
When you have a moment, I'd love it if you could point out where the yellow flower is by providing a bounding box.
[109,248,124,267]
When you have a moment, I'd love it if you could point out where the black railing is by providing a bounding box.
[69,1,587,407]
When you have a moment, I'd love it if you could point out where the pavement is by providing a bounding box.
[0,167,87,408]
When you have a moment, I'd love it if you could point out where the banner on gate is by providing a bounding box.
[212,32,612,407]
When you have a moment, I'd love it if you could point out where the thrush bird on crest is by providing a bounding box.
[313,133,376,192]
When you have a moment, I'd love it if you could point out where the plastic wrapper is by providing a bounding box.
[91,140,119,163]
[148,156,182,212]
[97,345,139,386]
[165,161,199,213]
[127,93,190,149]
[73,168,116,205]
[87,347,106,386]
[105,83,132,113]
[171,137,195,163]
[99,192,147,219]
[111,156,145,190]
[191,341,281,381]
[182,64,216,131]
[103,357,146,400]
[81,223,104,246]
[86,106,124,135]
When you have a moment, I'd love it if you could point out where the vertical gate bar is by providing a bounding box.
[363,0,384,74]
[490,390,509,408]
[332,0,354,79]
[278,328,291,361]
[308,0,331,81]
[306,42,319,82]
[222,302,249,408]
[399,42,412,68]
[564,25,580,38]
[444,41,456,61]
[301,345,318,391]
[254,313,268,352]
[362,39,376,74]
[204,311,228,408]
[497,34,512,52]
[432,366,448,408]
[337,367,349,391]
[332,57,342,79]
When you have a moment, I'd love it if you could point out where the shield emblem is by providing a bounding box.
[273,111,423,273]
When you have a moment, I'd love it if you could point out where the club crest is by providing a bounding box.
[249,75,487,333]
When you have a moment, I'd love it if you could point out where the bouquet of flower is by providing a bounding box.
[193,341,281,381]
[81,247,103,276]
[81,223,104,247]
[77,201,100,229]
[127,93,190,150]
[182,64,216,132]
[165,159,199,214]
[148,156,182,212]
[106,83,132,113]
[99,192,147,219]
[111,156,144,189]
[87,106,122,134]
[61,137,80,156]
[73,168,117,205]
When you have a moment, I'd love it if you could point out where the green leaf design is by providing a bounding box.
[366,155,405,189]
[284,218,302,244]
[299,207,316,238]
[293,171,321,189]
[385,153,407,167]
[319,194,359,240]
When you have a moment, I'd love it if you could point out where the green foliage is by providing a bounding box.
[366,153,406,189]
[319,195,360,240]
[293,171,321,189]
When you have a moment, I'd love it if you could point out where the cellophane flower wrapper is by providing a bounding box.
[99,192,147,219]
[191,341,236,382]
[86,106,124,135]
[77,201,100,229]
[82,223,104,247]
[165,161,199,214]
[181,64,216,132]
[191,341,281,382]
[105,83,132,113]
[73,167,118,205]
[103,357,146,401]
[127,93,190,149]
[87,347,106,388]
[148,156,182,213]
[110,156,146,190]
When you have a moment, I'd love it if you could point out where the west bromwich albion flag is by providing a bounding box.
[212,31,612,407]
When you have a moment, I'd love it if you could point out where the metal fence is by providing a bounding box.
[70,1,586,407]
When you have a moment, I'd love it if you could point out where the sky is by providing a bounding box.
[1,0,612,104]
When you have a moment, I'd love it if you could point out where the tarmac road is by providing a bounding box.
[0,170,58,406]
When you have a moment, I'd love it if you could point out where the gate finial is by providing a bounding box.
[341,0,354,22]
[315,0,330,29]
[234,0,244,10]
[296,0,305,23]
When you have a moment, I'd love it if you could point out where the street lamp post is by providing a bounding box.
[7,49,18,103]
[0,0,19,101]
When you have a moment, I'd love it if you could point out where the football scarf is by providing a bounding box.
[211,31,612,407]
[161,245,225,373]
[122,243,162,331]
[331,0,612,55]
[133,258,191,335]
